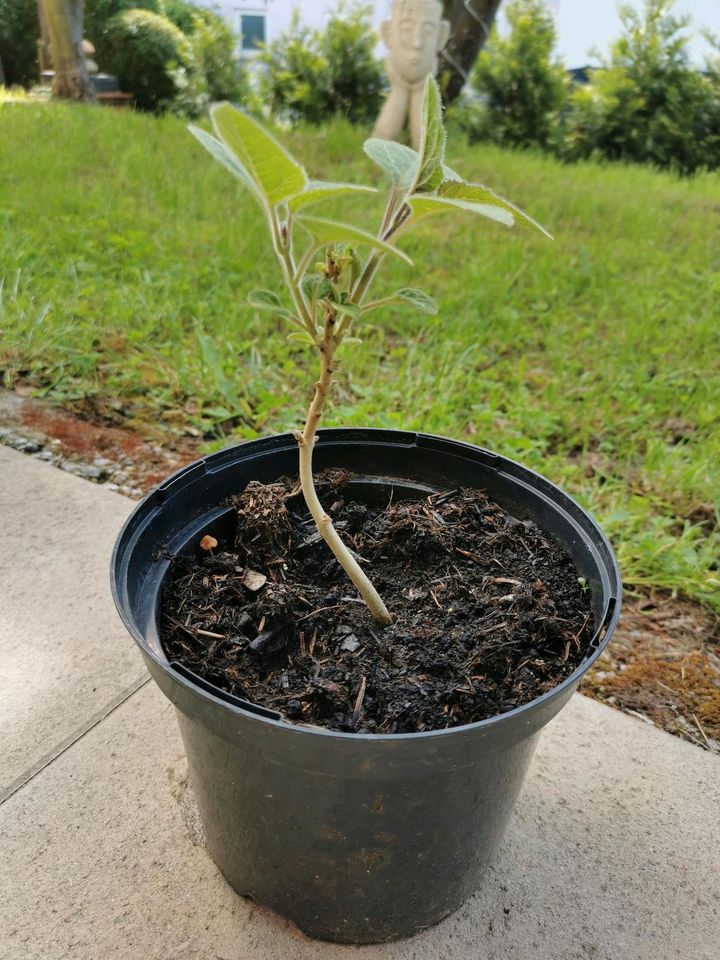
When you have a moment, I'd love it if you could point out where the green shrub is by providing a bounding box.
[562,0,720,173]
[260,2,383,125]
[463,0,569,150]
[185,8,247,103]
[0,0,38,88]
[103,8,190,112]
[86,1,159,65]
[87,0,210,41]
[160,0,205,35]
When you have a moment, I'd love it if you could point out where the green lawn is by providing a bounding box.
[1,103,718,608]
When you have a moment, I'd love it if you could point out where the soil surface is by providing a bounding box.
[160,472,595,734]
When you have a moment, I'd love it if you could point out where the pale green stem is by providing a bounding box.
[352,251,383,305]
[350,187,401,305]
[295,243,318,285]
[270,210,315,336]
[361,296,400,312]
[293,318,392,626]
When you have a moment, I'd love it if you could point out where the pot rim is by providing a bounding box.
[111,428,622,743]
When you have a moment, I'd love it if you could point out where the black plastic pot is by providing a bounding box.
[111,429,621,944]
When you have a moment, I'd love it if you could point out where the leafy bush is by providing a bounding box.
[86,1,159,64]
[463,0,569,150]
[185,8,247,103]
[103,8,191,112]
[161,0,206,35]
[0,0,38,88]
[562,0,720,173]
[260,2,383,125]
[92,2,246,111]
[86,0,211,43]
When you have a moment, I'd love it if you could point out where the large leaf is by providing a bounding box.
[410,76,446,195]
[188,126,261,202]
[211,102,307,207]
[288,180,376,213]
[408,194,515,228]
[439,181,552,238]
[363,139,419,188]
[394,288,438,315]
[296,216,413,264]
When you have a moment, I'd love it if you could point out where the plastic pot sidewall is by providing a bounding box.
[111,429,621,943]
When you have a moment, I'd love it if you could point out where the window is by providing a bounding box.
[240,13,266,53]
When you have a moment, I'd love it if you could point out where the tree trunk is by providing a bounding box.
[37,0,52,74]
[0,51,5,88]
[42,0,94,101]
[439,0,504,103]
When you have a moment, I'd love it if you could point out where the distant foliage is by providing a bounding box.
[88,1,245,107]
[86,1,160,65]
[463,0,569,150]
[103,8,190,112]
[0,0,38,88]
[161,0,202,35]
[562,0,720,173]
[259,2,383,125]
[184,8,248,103]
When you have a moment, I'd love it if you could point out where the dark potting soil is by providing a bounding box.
[160,471,595,734]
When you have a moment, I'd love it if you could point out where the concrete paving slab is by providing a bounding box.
[0,445,143,794]
[1,681,718,960]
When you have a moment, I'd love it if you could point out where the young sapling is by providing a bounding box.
[189,75,550,627]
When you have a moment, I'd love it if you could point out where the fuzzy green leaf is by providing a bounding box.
[301,274,333,300]
[410,76,446,195]
[394,288,439,315]
[286,331,316,346]
[331,301,361,321]
[363,139,419,188]
[408,194,516,229]
[247,289,292,318]
[211,103,307,208]
[438,181,552,238]
[288,181,377,213]
[442,163,462,182]
[296,215,413,265]
[188,126,262,202]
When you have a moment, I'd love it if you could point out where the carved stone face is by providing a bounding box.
[382,0,449,86]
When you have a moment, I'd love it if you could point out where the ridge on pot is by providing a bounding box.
[111,429,621,944]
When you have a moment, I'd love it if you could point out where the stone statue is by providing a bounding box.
[373,0,451,148]
[82,39,99,76]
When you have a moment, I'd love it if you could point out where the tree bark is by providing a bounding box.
[37,0,52,74]
[42,0,94,101]
[439,0,504,102]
